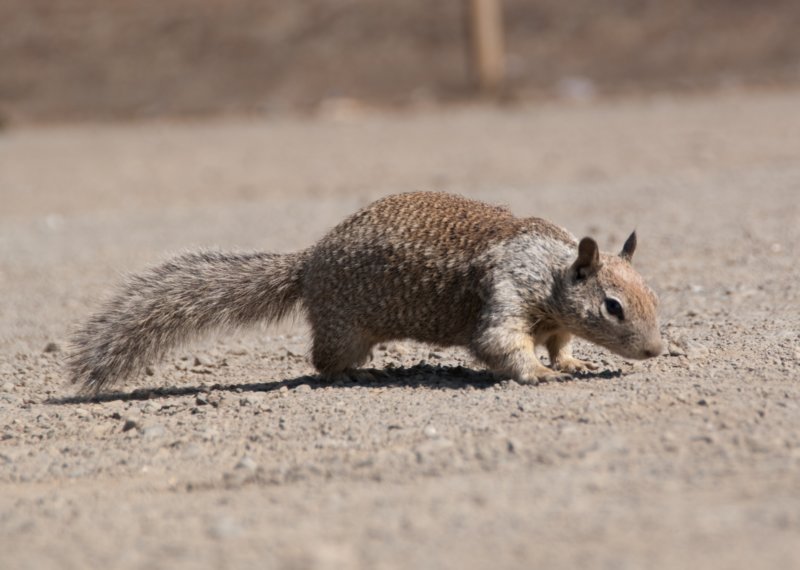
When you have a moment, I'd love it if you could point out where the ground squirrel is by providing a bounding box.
[68,192,663,394]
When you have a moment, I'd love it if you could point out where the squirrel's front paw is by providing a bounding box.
[554,357,598,374]
[516,367,573,385]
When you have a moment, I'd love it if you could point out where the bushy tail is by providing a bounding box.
[67,250,306,394]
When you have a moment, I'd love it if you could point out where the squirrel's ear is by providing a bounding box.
[572,237,601,279]
[620,230,637,262]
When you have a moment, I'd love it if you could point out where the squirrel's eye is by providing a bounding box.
[604,298,625,320]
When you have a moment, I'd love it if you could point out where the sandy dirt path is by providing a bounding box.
[1,90,799,569]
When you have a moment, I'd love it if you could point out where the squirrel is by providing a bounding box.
[68,192,663,394]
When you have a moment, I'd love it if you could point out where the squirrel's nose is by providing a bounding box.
[642,340,664,358]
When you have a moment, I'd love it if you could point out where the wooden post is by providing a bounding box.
[466,0,506,94]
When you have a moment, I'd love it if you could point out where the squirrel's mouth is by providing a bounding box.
[628,339,664,360]
[601,337,663,360]
[641,346,662,359]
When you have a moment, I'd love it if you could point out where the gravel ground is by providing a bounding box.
[1,90,799,569]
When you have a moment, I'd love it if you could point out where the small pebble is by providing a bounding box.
[208,516,241,540]
[667,333,709,360]
[686,343,710,360]
[201,427,219,441]
[661,432,679,452]
[235,455,258,471]
[668,342,686,357]
[141,402,160,414]
[239,395,260,407]
[194,354,213,367]
[141,423,166,439]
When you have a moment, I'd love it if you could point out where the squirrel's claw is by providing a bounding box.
[516,367,573,385]
[554,357,598,374]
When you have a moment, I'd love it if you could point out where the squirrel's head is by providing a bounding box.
[560,231,663,360]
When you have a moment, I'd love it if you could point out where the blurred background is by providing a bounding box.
[2,0,800,123]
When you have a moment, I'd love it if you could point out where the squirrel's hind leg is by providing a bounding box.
[310,323,374,379]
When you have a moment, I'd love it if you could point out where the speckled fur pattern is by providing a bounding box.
[68,251,306,394]
[68,192,663,393]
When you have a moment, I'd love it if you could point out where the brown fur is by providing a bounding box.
[67,192,663,394]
